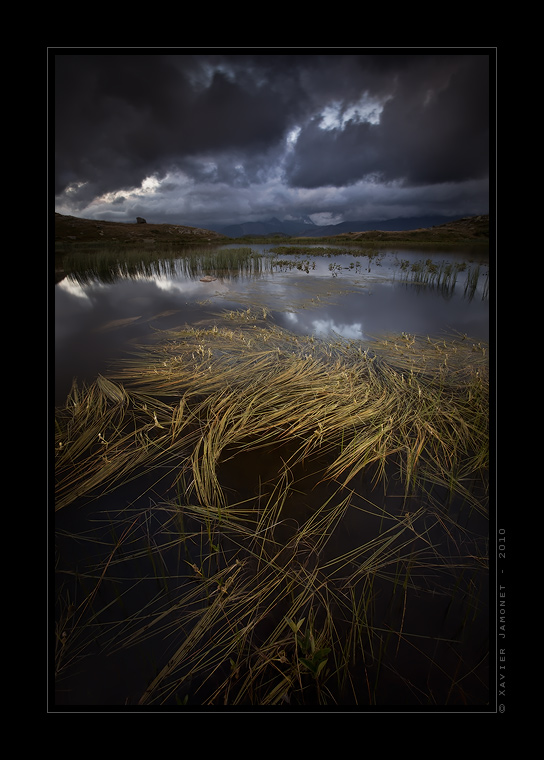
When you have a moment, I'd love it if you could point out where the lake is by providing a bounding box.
[55,244,489,404]
[53,242,491,710]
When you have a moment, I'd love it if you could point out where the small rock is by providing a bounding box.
[136,217,147,224]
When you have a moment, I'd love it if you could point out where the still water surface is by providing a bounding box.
[53,243,491,708]
[55,244,489,405]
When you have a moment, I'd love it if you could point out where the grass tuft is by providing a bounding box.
[55,310,489,706]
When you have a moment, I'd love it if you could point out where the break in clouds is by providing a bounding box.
[54,52,491,229]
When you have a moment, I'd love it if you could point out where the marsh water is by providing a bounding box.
[55,244,489,405]
[53,242,491,709]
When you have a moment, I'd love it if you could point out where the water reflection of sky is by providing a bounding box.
[55,247,489,404]
[272,278,488,343]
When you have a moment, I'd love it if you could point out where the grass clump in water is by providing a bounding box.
[54,310,489,706]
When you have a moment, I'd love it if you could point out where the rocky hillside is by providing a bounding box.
[54,213,228,245]
[54,212,489,247]
[328,215,489,243]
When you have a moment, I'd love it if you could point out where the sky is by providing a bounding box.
[53,50,493,230]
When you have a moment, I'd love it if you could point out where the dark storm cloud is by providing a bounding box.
[284,54,490,188]
[54,51,491,223]
[54,53,311,200]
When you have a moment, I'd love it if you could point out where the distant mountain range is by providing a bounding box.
[54,212,489,250]
[212,214,467,238]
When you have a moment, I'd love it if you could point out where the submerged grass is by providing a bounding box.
[59,246,269,285]
[54,309,489,706]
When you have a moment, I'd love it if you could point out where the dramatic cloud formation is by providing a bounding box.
[53,51,492,230]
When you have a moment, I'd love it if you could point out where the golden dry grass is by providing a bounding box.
[54,310,489,706]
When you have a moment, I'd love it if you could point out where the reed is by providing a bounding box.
[54,309,489,706]
[396,258,488,301]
